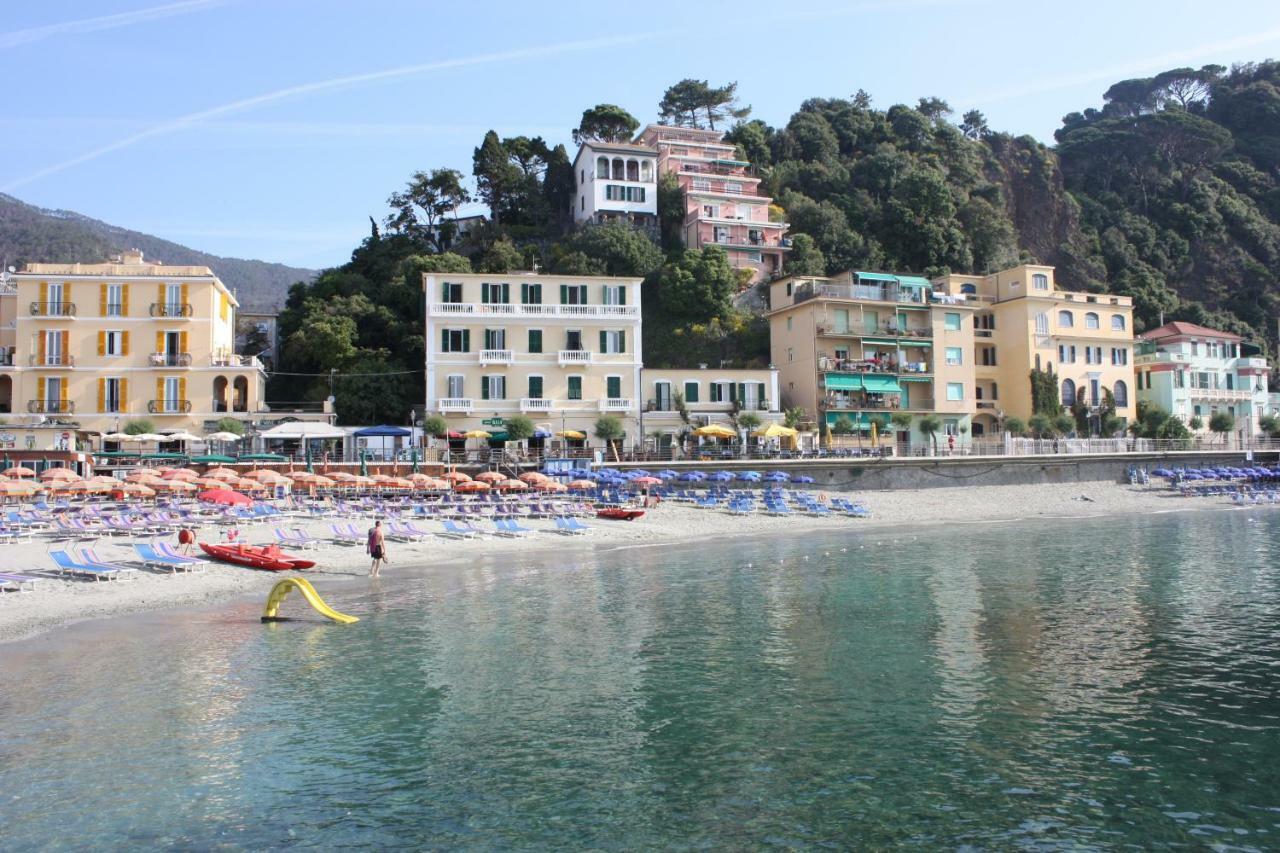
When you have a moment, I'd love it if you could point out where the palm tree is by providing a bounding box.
[594,415,626,462]
[917,414,942,455]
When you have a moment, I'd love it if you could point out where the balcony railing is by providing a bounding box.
[818,358,932,375]
[1187,387,1255,400]
[817,324,932,340]
[149,352,192,367]
[428,303,639,319]
[825,395,935,411]
[520,398,555,412]
[211,354,264,369]
[479,349,514,365]
[29,302,76,317]
[598,398,633,412]
[149,302,194,318]
[438,398,472,412]
[976,401,997,410]
[28,354,75,367]
[558,350,592,365]
[28,400,75,414]
[794,283,927,306]
[148,400,193,414]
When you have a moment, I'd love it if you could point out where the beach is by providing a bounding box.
[0,481,1251,644]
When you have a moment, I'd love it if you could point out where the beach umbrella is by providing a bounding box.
[633,476,662,486]
[0,479,38,495]
[754,423,799,438]
[455,480,491,493]
[536,482,568,493]
[475,471,506,484]
[243,469,286,482]
[657,469,679,479]
[794,475,816,484]
[126,470,163,483]
[119,482,156,497]
[765,471,791,482]
[381,477,413,489]
[161,468,199,481]
[2,466,36,478]
[40,467,81,482]
[204,467,240,481]
[420,478,450,490]
[329,471,359,482]
[164,431,202,443]
[518,471,550,484]
[369,473,395,484]
[679,471,706,481]
[556,430,586,440]
[205,431,244,442]
[198,488,253,507]
[496,479,528,491]
[694,424,737,439]
[708,471,734,482]
[567,479,596,490]
[407,472,434,485]
[153,480,197,492]
[441,471,472,483]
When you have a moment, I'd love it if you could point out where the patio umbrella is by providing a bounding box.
[119,482,156,497]
[568,479,597,490]
[556,430,586,440]
[126,470,164,483]
[475,471,506,484]
[455,480,491,493]
[161,468,199,481]
[204,467,240,481]
[205,431,244,442]
[198,488,254,507]
[694,424,737,439]
[128,433,169,443]
[465,430,492,440]
[101,432,133,442]
[164,431,202,443]
[305,441,314,474]
[441,471,472,483]
[633,476,662,486]
[754,423,799,438]
[40,468,81,482]
[496,479,528,491]
[2,466,36,478]
[153,480,197,492]
[537,482,568,493]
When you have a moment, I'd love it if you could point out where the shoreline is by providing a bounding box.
[0,481,1258,645]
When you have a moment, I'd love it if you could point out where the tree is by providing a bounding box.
[1003,416,1027,436]
[918,414,942,454]
[916,96,952,122]
[658,79,750,130]
[1028,413,1052,437]
[422,415,448,438]
[475,238,524,273]
[594,415,626,461]
[890,413,913,433]
[1053,413,1076,436]
[1029,366,1062,415]
[472,131,521,225]
[784,233,826,276]
[1188,415,1205,431]
[554,223,663,277]
[653,246,738,324]
[673,390,690,426]
[959,109,988,140]
[831,415,855,435]
[1209,410,1235,442]
[783,406,808,428]
[573,104,640,145]
[1259,413,1280,438]
[504,414,535,442]
[213,417,244,436]
[735,411,762,430]
[385,168,471,251]
[124,419,156,435]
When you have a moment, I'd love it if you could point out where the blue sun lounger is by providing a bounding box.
[0,571,41,592]
[132,543,203,573]
[441,520,480,539]
[49,549,137,582]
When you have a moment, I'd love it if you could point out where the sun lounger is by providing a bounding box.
[0,571,41,592]
[274,527,320,549]
[153,542,208,568]
[77,547,146,577]
[132,542,198,573]
[49,549,137,582]
[441,520,480,539]
[329,523,364,545]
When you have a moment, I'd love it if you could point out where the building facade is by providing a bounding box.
[641,367,781,449]
[572,141,659,229]
[5,251,270,435]
[1135,321,1270,436]
[768,271,977,452]
[933,265,1137,436]
[637,124,788,283]
[423,272,644,444]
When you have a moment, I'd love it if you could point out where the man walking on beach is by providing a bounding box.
[367,519,387,577]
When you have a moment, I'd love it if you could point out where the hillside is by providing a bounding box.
[0,193,314,311]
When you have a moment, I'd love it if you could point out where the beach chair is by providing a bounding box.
[329,523,364,545]
[153,542,208,570]
[274,528,320,549]
[441,520,480,539]
[48,549,136,582]
[559,517,592,535]
[0,571,41,592]
[77,547,146,578]
[132,542,199,574]
[553,517,582,535]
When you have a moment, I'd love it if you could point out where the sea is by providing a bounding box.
[1,510,1278,849]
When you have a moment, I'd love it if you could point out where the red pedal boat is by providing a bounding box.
[595,507,645,521]
[199,542,315,571]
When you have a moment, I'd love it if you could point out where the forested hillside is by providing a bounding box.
[0,193,314,311]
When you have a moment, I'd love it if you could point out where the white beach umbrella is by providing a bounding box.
[163,431,202,442]
[101,432,133,442]
[127,433,169,442]
[205,431,244,442]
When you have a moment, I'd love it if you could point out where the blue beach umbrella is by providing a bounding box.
[794,475,816,484]
[765,471,791,482]
[657,469,678,479]
[736,471,762,481]
[709,471,734,482]
[679,471,705,482]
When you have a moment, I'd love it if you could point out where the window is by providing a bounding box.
[1090,379,1100,406]
[481,375,505,401]
[946,382,964,401]
[567,376,582,400]
[104,330,125,356]
[605,185,645,202]
[527,376,543,399]
[654,381,672,410]
[981,347,997,367]
[440,329,470,353]
[102,377,123,413]
[441,282,463,303]
[710,383,725,403]
[603,285,627,306]
[480,282,509,304]
[1085,312,1099,329]
[483,329,506,350]
[1226,373,1235,390]
[1058,344,1076,364]
[692,178,710,191]
[165,284,183,316]
[787,347,794,363]
[600,330,626,354]
[1085,347,1096,365]
[945,347,963,366]
[1061,379,1076,405]
[1035,313,1049,335]
[944,312,961,331]
[163,377,182,413]
[520,283,542,305]
[1111,315,1126,331]
[565,329,583,351]
[683,381,699,403]
[527,329,542,354]
[606,376,622,399]
[786,316,793,331]
[960,283,977,295]
[1114,380,1128,407]
[1058,310,1074,328]
[1033,273,1049,291]
[446,375,464,398]
[703,204,720,218]
[106,284,123,316]
[596,156,608,176]
[991,382,998,400]
[745,251,762,263]
[1191,342,1199,356]
[560,284,588,305]
[1111,347,1128,366]
[1175,370,1185,389]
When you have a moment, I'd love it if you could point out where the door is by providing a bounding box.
[45,377,63,411]
[165,331,182,365]
[164,377,181,413]
[45,331,62,366]
[565,330,583,351]
[655,381,672,411]
[166,284,183,316]
[47,283,64,315]
[607,376,621,400]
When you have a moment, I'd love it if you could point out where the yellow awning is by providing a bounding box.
[694,424,737,438]
[464,430,492,439]
[556,430,586,440]
[754,423,798,438]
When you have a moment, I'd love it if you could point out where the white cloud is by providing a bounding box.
[0,0,230,49]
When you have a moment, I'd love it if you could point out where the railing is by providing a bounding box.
[149,352,192,367]
[28,400,75,413]
[825,396,935,411]
[819,358,932,375]
[558,350,592,365]
[438,398,472,412]
[598,398,633,412]
[149,302,193,318]
[29,302,76,317]
[793,283,926,306]
[976,401,997,409]
[479,349,514,365]
[428,303,639,319]
[817,324,932,339]
[1187,388,1255,400]
[520,398,555,412]
[148,399,193,414]
[28,354,75,366]
[0,352,13,367]
[104,303,124,317]
[212,354,264,368]
[975,329,993,338]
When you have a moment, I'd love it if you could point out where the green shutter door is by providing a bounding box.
[528,329,542,353]
[560,285,568,304]
[520,283,528,304]
[462,330,470,352]
[579,285,588,304]
[481,283,489,303]
[758,383,767,407]
[618,330,626,353]
[501,283,510,303]
[618,286,625,306]
[481,377,489,400]
[607,376,621,398]
[441,329,449,351]
[599,331,607,353]
[528,376,543,398]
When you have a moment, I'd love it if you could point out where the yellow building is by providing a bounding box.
[423,272,644,446]
[933,264,1136,437]
[767,271,977,452]
[641,366,782,450]
[4,250,268,435]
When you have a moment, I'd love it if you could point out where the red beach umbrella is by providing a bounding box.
[198,488,254,507]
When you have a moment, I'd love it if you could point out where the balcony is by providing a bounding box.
[598,398,633,412]
[976,401,997,410]
[818,357,932,376]
[793,282,927,306]
[212,354,265,369]
[479,349,514,366]
[428,303,639,319]
[28,354,75,367]
[149,302,193,318]
[520,398,555,413]
[150,352,193,367]
[148,400,193,414]
[558,350,592,366]
[825,395,935,412]
[29,302,76,317]
[28,400,75,414]
[438,398,472,413]
[817,324,932,340]
[1187,388,1255,401]
[0,352,13,367]
[975,329,994,338]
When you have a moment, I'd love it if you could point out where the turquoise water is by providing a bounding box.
[2,512,1280,849]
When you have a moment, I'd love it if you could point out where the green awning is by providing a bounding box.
[861,376,902,394]
[895,275,933,290]
[190,454,236,463]
[238,453,287,461]
[93,450,141,458]
[823,374,863,391]
[856,271,897,283]
[712,158,749,166]
[861,338,903,346]
[825,412,889,428]
[899,375,933,382]
[900,339,932,347]
[486,432,510,442]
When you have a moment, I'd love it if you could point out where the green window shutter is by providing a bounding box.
[618,286,626,306]
[531,284,541,304]
[685,381,699,403]
[728,384,737,404]
[607,376,621,398]
[529,376,542,398]
[560,284,568,303]
[483,329,492,350]
[441,282,448,301]
[528,329,542,353]
[481,282,489,303]
[501,283,510,303]
[520,283,528,304]
[579,285,588,304]
[462,330,470,352]
[599,331,607,352]
[758,383,767,406]
[619,330,625,353]
[481,377,489,400]
[568,376,581,399]
[737,383,746,403]
[441,329,448,351]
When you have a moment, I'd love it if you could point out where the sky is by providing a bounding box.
[4,0,1280,270]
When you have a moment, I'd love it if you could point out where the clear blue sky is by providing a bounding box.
[4,0,1279,270]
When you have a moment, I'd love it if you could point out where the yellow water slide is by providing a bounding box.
[262,577,359,624]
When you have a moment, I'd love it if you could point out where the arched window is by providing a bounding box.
[232,376,249,413]
[1061,378,1076,406]
[213,376,229,412]
[1033,273,1049,290]
[611,158,625,179]
[596,156,608,177]
[960,283,976,294]
[1113,380,1128,407]
[1058,310,1074,328]
[626,159,639,181]
[1085,312,1099,329]
[1111,314,1126,331]
[640,160,652,181]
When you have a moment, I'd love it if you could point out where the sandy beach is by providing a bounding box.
[0,481,1254,644]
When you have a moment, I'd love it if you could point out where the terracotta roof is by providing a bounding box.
[1139,321,1241,342]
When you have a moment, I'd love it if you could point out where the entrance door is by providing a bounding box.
[164,377,181,413]
[655,381,672,411]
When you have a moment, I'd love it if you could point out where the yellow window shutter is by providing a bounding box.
[122,331,130,356]
[97,378,105,412]
[39,281,47,307]
[61,331,69,361]
[122,284,130,315]
[220,293,228,321]
[59,380,68,405]
[181,283,189,312]
[157,283,165,309]
[155,331,164,355]
[120,378,128,412]
[63,283,71,309]
[178,377,187,405]
[97,331,105,357]
[37,377,45,402]
[37,332,45,363]
[179,331,188,354]
[99,283,107,315]
[156,377,164,405]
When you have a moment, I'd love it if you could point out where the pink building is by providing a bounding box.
[637,124,789,283]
